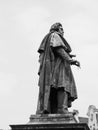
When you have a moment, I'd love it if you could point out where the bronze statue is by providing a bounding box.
[36,23,80,114]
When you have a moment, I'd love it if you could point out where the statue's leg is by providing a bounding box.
[57,87,68,114]
[50,87,58,114]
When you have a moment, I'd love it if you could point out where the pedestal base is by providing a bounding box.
[10,123,89,130]
[10,113,90,130]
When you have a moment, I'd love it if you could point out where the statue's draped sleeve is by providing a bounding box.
[50,32,73,64]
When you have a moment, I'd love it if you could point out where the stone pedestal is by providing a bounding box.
[10,123,89,130]
[29,112,78,123]
[10,113,90,130]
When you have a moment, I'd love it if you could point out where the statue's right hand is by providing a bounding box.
[75,60,80,68]
[71,60,80,68]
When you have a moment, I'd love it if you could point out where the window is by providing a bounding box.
[91,114,93,121]
[96,114,98,124]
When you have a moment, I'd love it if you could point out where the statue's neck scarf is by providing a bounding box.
[38,31,72,54]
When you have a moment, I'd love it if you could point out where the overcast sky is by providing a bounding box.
[0,0,98,129]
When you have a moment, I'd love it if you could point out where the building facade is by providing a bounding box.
[87,105,98,130]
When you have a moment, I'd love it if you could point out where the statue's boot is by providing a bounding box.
[57,89,68,114]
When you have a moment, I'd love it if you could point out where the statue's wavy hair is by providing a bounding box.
[50,22,63,32]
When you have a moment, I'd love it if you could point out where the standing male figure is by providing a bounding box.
[36,23,80,114]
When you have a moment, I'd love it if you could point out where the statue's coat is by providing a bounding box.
[36,32,77,114]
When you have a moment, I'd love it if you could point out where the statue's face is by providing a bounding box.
[59,26,64,36]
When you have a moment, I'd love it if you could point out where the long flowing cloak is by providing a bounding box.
[36,32,77,114]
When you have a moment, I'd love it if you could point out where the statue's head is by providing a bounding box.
[50,22,64,36]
